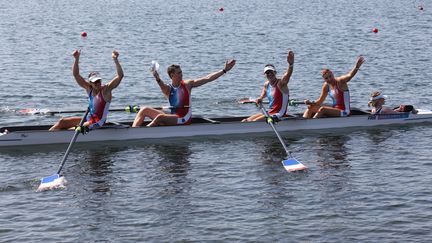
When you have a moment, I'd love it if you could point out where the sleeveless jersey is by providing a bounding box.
[87,87,110,129]
[266,81,289,118]
[169,80,192,125]
[328,82,350,116]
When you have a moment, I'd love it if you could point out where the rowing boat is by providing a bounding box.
[1,108,432,147]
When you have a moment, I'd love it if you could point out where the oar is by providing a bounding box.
[239,98,305,106]
[258,103,307,172]
[19,105,186,116]
[37,107,90,192]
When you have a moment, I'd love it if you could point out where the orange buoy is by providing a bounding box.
[81,32,87,37]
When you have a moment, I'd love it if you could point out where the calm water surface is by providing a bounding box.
[1,0,432,242]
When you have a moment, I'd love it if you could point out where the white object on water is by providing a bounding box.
[37,174,67,192]
[150,60,160,72]
[282,158,307,172]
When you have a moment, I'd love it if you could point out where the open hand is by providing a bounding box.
[356,56,365,68]
[287,50,294,65]
[112,51,119,60]
[224,59,236,72]
[72,50,80,59]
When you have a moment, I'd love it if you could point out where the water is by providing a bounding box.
[1,0,432,242]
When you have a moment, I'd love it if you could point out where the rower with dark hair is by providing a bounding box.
[132,59,236,127]
[49,50,124,131]
[303,56,364,118]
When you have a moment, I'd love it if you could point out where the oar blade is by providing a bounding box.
[282,158,307,172]
[37,174,67,192]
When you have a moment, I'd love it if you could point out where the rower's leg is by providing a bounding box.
[49,117,82,131]
[303,105,319,118]
[313,106,341,118]
[251,114,266,122]
[147,114,178,127]
[241,113,262,122]
[132,107,164,127]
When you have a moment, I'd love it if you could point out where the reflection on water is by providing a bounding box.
[80,148,118,193]
[312,135,353,197]
[260,136,302,164]
[69,146,121,201]
[256,136,306,210]
[150,143,192,196]
[314,135,351,169]
[152,144,191,175]
[364,128,396,146]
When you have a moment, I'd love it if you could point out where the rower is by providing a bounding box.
[132,59,236,127]
[49,50,124,131]
[303,56,365,118]
[242,50,294,122]
[368,91,399,114]
[369,91,418,114]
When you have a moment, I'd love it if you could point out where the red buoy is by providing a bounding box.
[419,6,424,11]
[81,32,87,37]
[219,7,224,12]
[372,28,379,33]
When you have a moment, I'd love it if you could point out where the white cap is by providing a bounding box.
[88,72,102,83]
[263,65,276,74]
[370,93,388,101]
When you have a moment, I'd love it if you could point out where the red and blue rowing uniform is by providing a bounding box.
[266,81,289,118]
[328,82,350,116]
[87,87,110,129]
[169,80,192,125]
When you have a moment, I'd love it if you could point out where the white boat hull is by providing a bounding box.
[1,110,432,147]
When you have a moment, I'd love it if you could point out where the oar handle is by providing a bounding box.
[288,100,305,106]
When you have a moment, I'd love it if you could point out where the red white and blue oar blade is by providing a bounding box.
[238,98,269,104]
[18,108,50,115]
[282,158,307,172]
[37,174,67,192]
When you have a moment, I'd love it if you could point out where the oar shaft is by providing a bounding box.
[240,99,305,106]
[56,108,90,174]
[29,105,189,115]
[266,119,290,153]
[259,104,291,155]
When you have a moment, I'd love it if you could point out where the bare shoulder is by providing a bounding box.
[183,79,194,90]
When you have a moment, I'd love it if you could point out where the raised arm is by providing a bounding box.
[152,70,171,97]
[279,50,294,87]
[338,56,365,83]
[190,59,236,88]
[72,50,90,90]
[105,51,124,91]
